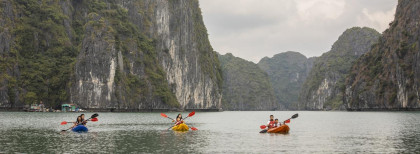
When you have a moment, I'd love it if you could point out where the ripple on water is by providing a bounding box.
[1,111,420,153]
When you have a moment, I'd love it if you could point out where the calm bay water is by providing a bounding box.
[0,111,420,153]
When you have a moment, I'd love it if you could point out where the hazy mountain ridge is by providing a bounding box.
[219,53,276,110]
[258,51,315,109]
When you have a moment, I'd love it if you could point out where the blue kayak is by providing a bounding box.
[72,125,88,132]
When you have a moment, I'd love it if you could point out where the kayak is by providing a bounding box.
[72,125,88,132]
[267,124,289,133]
[172,123,189,131]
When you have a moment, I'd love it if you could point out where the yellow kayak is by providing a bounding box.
[172,123,189,131]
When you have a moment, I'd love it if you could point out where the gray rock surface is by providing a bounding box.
[299,27,380,110]
[0,0,222,110]
[345,0,420,110]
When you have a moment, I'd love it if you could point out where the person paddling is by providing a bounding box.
[72,114,87,128]
[71,116,82,129]
[80,114,87,125]
[173,114,184,126]
[266,115,275,129]
[61,113,99,132]
[273,119,281,128]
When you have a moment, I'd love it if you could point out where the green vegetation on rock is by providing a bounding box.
[0,0,199,108]
[219,53,275,110]
[299,27,381,110]
[258,51,313,109]
[345,0,420,110]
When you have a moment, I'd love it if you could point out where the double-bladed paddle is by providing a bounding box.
[60,118,98,125]
[259,113,298,133]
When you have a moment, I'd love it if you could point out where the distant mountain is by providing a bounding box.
[345,0,420,110]
[299,27,381,110]
[258,51,314,109]
[219,53,275,110]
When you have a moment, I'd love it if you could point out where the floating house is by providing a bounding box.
[61,104,76,112]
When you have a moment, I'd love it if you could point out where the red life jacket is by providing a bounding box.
[268,121,275,128]
[273,122,279,127]
[175,120,183,125]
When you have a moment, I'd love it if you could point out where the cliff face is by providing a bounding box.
[299,27,381,110]
[219,53,275,110]
[0,0,16,108]
[258,51,314,109]
[345,0,420,110]
[0,0,222,110]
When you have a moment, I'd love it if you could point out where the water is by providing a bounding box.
[0,111,420,153]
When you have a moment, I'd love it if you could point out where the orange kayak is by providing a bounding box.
[267,125,290,133]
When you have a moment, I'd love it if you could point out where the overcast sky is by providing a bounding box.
[199,0,398,62]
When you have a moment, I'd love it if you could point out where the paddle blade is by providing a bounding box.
[91,113,99,119]
[291,113,298,119]
[91,118,98,122]
[160,113,168,118]
[285,119,290,123]
[61,121,67,125]
[260,125,267,129]
[191,127,198,131]
[188,111,195,117]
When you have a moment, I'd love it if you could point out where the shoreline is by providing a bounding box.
[2,107,420,112]
[0,107,223,112]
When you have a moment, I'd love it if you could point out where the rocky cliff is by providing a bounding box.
[345,0,420,110]
[219,53,275,110]
[0,0,16,108]
[0,0,222,110]
[299,27,381,110]
[258,51,314,109]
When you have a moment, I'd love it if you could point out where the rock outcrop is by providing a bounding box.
[0,0,18,108]
[299,27,381,110]
[219,53,276,110]
[258,51,314,109]
[345,0,420,110]
[0,0,222,110]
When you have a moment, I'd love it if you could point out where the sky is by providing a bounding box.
[199,0,398,62]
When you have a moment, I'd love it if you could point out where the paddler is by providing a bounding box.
[72,114,87,127]
[174,117,184,126]
[266,115,275,129]
[273,119,281,128]
[80,114,88,125]
[71,116,83,128]
[172,114,184,125]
